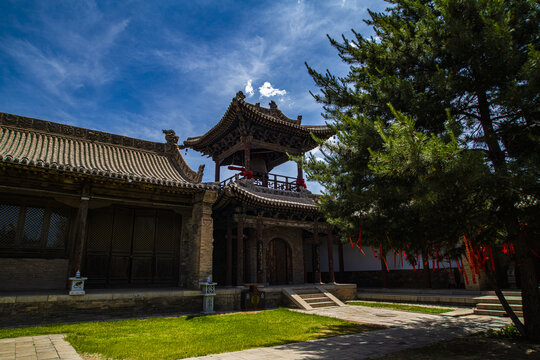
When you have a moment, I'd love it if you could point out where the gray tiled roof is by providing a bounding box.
[218,178,319,212]
[0,112,209,190]
[183,91,333,150]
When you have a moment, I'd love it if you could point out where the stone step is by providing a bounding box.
[294,289,319,294]
[299,294,327,299]
[487,290,521,297]
[474,308,523,317]
[476,303,522,311]
[309,301,338,308]
[303,296,329,303]
[473,295,522,305]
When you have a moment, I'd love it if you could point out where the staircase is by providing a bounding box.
[474,290,523,317]
[283,286,346,310]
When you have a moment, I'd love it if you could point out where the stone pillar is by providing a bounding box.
[236,215,244,285]
[257,219,263,283]
[187,190,217,288]
[327,231,335,283]
[226,215,233,286]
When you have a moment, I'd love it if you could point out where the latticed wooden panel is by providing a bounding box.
[46,210,69,248]
[0,204,20,248]
[21,207,44,247]
[85,206,181,287]
[87,208,113,251]
[111,207,133,251]
[156,211,175,252]
[132,214,155,252]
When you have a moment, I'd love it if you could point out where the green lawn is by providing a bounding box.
[349,301,454,314]
[0,308,380,360]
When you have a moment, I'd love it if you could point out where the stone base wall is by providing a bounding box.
[0,258,68,291]
[0,284,357,327]
[329,269,464,289]
[323,283,356,300]
[0,289,242,327]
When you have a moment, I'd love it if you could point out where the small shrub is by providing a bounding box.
[486,324,522,339]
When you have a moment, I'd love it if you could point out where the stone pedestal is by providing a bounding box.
[68,271,87,295]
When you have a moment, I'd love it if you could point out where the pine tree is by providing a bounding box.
[304,0,539,339]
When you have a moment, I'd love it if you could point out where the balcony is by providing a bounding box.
[220,172,306,192]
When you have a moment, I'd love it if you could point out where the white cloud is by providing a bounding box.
[245,79,254,97]
[259,82,287,97]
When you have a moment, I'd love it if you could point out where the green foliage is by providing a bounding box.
[486,323,523,339]
[349,301,454,314]
[303,0,539,255]
[0,309,379,359]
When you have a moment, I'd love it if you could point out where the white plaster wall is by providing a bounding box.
[306,242,459,272]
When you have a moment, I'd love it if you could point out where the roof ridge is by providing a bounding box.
[0,112,166,154]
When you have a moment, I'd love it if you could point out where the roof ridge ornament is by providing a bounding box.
[236,91,246,100]
[162,129,179,153]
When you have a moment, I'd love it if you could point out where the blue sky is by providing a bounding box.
[0,0,385,191]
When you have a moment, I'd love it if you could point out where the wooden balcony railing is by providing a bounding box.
[220,172,304,192]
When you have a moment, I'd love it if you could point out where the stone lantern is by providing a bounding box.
[200,276,217,314]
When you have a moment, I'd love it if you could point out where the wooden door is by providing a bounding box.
[85,206,180,287]
[266,238,291,285]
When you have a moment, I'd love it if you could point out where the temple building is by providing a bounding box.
[0,111,216,291]
[182,91,335,287]
[0,91,345,296]
[1,91,467,324]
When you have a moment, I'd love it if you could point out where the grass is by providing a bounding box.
[0,308,380,359]
[349,301,454,314]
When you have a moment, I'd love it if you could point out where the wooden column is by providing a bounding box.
[256,219,263,283]
[244,143,251,171]
[236,216,244,285]
[303,237,308,283]
[226,216,233,285]
[245,234,252,283]
[327,231,335,283]
[338,242,345,282]
[69,193,90,277]
[312,227,321,283]
[297,160,303,180]
[215,161,221,183]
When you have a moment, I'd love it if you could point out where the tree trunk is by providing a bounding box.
[380,254,388,288]
[421,250,432,289]
[477,92,540,340]
[486,267,526,336]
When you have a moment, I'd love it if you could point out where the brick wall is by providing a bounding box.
[0,258,68,291]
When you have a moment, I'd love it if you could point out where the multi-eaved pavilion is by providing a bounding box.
[183,91,337,286]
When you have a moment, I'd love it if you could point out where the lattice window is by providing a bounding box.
[22,207,44,247]
[0,203,70,252]
[87,209,113,250]
[46,211,69,248]
[0,204,20,248]
[156,212,175,252]
[133,216,155,252]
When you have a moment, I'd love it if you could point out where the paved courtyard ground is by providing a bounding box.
[0,305,510,360]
